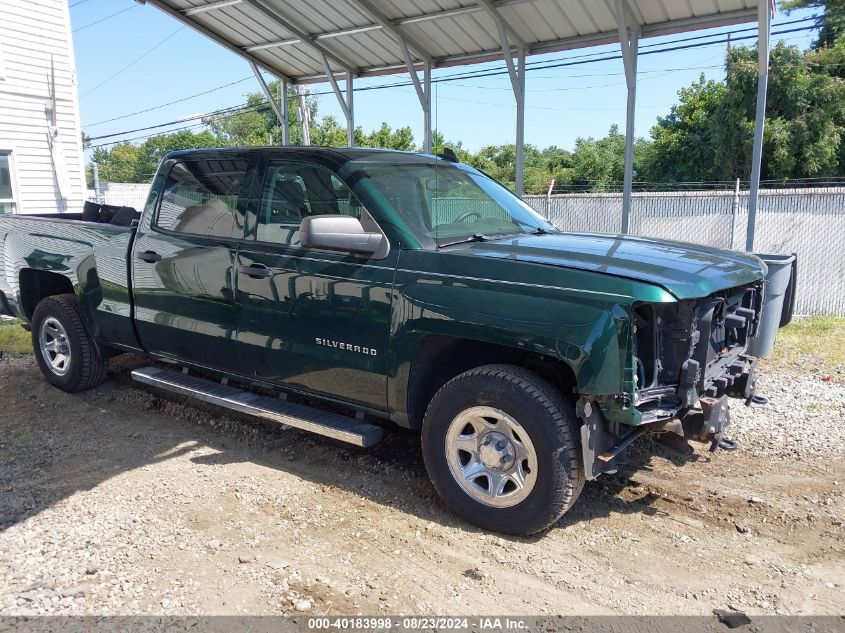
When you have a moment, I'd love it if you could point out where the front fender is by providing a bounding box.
[387,250,663,422]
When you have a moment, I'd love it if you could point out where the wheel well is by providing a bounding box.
[19,269,75,320]
[406,335,578,428]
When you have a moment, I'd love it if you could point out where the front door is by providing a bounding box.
[132,156,252,369]
[235,158,395,410]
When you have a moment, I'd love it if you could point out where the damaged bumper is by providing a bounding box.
[579,281,764,480]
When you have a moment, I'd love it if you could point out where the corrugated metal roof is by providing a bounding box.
[145,0,758,83]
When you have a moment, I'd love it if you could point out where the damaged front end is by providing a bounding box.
[580,281,764,479]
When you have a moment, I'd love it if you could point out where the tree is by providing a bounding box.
[90,129,220,183]
[358,122,415,150]
[782,0,845,50]
[640,40,845,184]
[205,82,312,146]
[90,143,144,183]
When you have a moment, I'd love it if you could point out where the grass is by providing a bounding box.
[1,313,842,373]
[0,319,32,356]
[768,316,845,371]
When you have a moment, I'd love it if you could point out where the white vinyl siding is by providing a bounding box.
[0,0,86,214]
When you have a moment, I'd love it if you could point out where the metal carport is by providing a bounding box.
[139,0,773,250]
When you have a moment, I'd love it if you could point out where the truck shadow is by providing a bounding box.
[0,354,704,542]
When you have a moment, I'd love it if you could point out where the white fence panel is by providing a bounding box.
[525,187,845,316]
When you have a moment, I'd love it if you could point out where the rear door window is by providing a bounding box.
[155,159,249,239]
[255,160,362,246]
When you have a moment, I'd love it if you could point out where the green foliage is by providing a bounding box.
[637,77,727,183]
[640,39,845,184]
[90,129,218,183]
[781,0,845,50]
[0,320,31,356]
[90,82,419,184]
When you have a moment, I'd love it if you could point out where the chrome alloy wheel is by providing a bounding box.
[444,406,538,508]
[39,317,71,376]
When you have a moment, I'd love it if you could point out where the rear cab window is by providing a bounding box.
[155,159,249,239]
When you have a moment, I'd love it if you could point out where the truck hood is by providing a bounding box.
[448,232,766,300]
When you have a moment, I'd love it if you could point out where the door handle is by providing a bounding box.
[238,264,273,279]
[137,250,161,263]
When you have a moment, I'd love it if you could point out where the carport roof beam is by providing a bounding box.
[347,0,434,64]
[477,0,527,51]
[183,0,242,16]
[250,62,288,144]
[142,0,296,83]
[240,0,356,75]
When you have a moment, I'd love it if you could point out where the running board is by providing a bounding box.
[131,366,383,447]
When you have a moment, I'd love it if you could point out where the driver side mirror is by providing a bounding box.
[300,215,386,256]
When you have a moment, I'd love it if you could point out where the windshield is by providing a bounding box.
[348,158,557,247]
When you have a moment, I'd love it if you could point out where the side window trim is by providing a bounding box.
[150,157,254,242]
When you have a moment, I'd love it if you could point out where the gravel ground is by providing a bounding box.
[0,353,842,616]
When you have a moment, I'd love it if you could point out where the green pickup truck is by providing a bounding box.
[0,147,768,535]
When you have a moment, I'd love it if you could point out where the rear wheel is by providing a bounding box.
[421,364,584,535]
[31,294,106,392]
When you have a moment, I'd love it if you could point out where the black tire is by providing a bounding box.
[31,294,106,393]
[421,364,584,535]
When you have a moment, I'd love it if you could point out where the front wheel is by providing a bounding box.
[421,364,584,535]
[31,294,106,393]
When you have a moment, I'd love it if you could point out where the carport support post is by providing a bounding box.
[280,79,289,145]
[493,16,526,197]
[251,62,288,145]
[515,48,526,197]
[424,62,432,154]
[746,0,771,252]
[346,70,355,147]
[322,54,355,147]
[617,0,639,235]
[400,43,432,154]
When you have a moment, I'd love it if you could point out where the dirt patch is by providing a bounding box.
[0,354,842,616]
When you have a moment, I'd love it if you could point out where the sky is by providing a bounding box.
[71,1,819,158]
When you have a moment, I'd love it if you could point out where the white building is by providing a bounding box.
[0,0,86,215]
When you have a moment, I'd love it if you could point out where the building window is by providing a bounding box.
[0,152,18,214]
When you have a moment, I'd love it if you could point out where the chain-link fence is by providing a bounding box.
[88,182,844,316]
[525,187,845,316]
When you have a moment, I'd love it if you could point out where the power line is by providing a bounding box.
[72,4,138,33]
[80,27,184,98]
[84,76,254,127]
[88,101,267,140]
[69,0,94,8]
[88,15,837,148]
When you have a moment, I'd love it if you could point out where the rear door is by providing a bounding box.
[235,157,396,410]
[131,156,253,369]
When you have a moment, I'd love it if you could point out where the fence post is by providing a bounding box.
[546,179,555,218]
[92,162,102,204]
[730,177,740,250]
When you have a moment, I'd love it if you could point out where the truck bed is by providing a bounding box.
[0,213,140,351]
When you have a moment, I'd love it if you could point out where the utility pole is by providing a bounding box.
[92,162,102,204]
[297,85,311,146]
